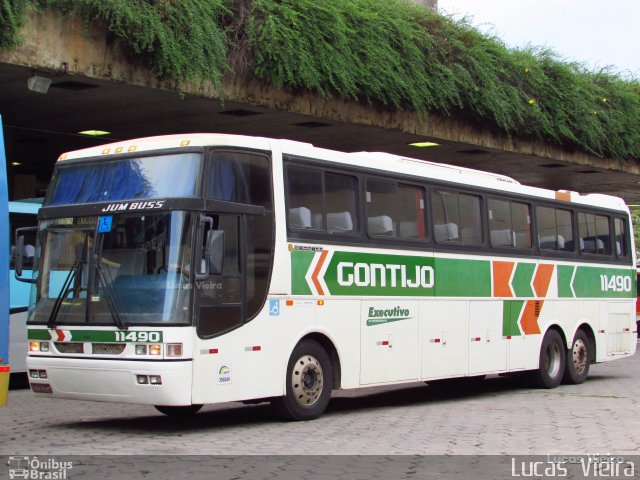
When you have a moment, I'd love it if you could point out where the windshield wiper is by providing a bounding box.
[47,233,89,329]
[47,260,82,329]
[92,234,128,331]
[94,259,128,331]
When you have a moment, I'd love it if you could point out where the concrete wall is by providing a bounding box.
[2,8,638,181]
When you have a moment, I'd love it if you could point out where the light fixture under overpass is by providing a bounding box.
[78,130,111,137]
[27,75,52,94]
[409,141,439,148]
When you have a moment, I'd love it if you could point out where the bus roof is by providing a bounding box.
[56,133,628,213]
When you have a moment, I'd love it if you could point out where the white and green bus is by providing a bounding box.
[18,134,637,420]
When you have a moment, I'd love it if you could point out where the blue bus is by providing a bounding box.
[9,199,40,379]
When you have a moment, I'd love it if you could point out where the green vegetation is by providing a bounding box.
[248,0,640,160]
[37,0,229,88]
[0,0,28,48]
[2,0,639,161]
[630,209,640,256]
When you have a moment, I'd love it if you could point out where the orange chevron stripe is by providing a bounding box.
[311,250,329,296]
[520,300,542,335]
[534,264,554,298]
[493,261,515,297]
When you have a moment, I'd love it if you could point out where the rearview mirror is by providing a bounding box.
[14,226,38,284]
[206,230,225,275]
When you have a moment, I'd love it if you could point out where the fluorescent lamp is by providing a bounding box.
[409,142,439,148]
[78,130,111,136]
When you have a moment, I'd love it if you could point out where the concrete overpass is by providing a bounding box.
[1,9,639,202]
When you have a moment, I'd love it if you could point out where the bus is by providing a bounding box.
[636,268,640,337]
[8,200,40,379]
[17,134,637,420]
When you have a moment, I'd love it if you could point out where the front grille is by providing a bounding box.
[54,342,84,354]
[92,343,126,355]
[30,383,53,393]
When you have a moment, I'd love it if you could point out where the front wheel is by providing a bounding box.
[155,404,203,416]
[272,340,333,421]
[562,329,591,384]
[530,329,566,389]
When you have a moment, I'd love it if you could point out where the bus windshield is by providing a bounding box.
[29,211,194,326]
[45,153,202,206]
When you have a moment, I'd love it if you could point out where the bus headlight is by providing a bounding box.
[29,341,50,352]
[135,345,148,355]
[166,343,183,357]
[149,344,162,356]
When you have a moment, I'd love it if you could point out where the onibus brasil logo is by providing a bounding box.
[8,456,73,479]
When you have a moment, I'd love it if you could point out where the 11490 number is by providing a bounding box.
[599,274,632,293]
[114,331,162,343]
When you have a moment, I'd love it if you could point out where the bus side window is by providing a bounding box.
[366,179,426,240]
[614,217,629,257]
[431,190,482,245]
[206,151,272,209]
[578,212,611,255]
[537,206,574,252]
[489,198,532,249]
[286,166,358,235]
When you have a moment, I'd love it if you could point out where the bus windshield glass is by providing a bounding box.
[29,212,194,326]
[45,153,202,206]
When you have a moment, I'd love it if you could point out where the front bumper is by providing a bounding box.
[27,356,193,406]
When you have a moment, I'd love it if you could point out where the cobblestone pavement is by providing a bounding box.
[1,344,639,479]
[2,343,639,457]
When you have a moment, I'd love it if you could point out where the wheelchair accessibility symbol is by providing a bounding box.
[269,299,280,316]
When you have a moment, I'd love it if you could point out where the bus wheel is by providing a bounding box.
[273,340,333,421]
[530,329,566,389]
[562,329,590,384]
[155,404,203,416]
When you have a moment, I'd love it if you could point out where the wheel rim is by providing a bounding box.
[544,341,562,378]
[291,354,324,407]
[571,338,588,375]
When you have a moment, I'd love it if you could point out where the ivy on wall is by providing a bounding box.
[38,0,229,88]
[0,0,28,48]
[1,0,639,161]
[248,0,640,160]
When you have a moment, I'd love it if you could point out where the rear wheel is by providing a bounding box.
[155,404,203,416]
[562,329,591,384]
[272,340,333,421]
[530,329,566,389]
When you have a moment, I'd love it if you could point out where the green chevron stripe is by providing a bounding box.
[511,263,536,297]
[291,249,315,295]
[502,301,524,337]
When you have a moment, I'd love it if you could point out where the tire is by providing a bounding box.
[155,404,203,416]
[562,329,591,384]
[272,340,333,421]
[530,329,566,389]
